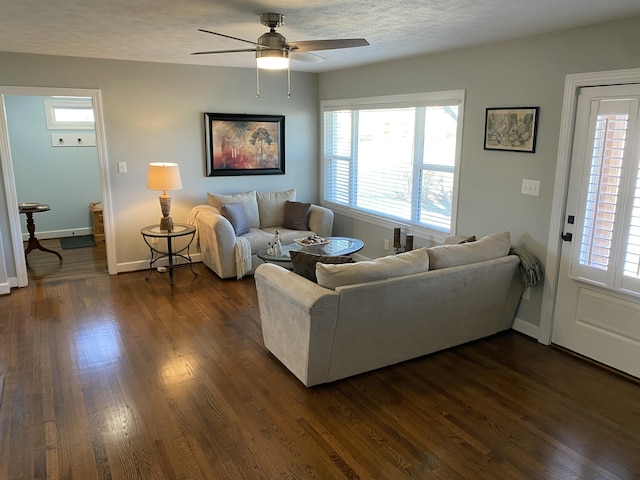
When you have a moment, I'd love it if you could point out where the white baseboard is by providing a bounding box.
[117,253,203,274]
[22,227,93,241]
[512,316,540,340]
[0,281,10,295]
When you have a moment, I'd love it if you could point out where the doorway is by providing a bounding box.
[541,68,640,379]
[0,86,116,287]
[553,84,640,378]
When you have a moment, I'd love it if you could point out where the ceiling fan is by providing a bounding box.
[192,12,369,69]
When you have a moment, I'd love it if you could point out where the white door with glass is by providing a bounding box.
[553,84,640,378]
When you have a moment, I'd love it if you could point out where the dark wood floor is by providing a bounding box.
[23,237,108,281]
[1,248,639,479]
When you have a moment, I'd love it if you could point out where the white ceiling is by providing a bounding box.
[2,0,640,73]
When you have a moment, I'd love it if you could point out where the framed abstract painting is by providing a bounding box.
[204,113,285,176]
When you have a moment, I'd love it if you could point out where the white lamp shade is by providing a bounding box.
[256,49,289,70]
[147,162,182,191]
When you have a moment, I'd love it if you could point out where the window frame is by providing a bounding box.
[44,98,95,130]
[320,90,465,244]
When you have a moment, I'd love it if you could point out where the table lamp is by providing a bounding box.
[147,162,182,231]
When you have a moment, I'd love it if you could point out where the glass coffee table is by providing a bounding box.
[257,236,364,267]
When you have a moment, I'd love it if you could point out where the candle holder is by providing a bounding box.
[393,228,414,254]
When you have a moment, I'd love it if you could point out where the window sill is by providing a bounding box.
[322,201,451,246]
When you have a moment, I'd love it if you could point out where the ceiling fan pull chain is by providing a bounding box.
[256,63,260,99]
[287,61,291,98]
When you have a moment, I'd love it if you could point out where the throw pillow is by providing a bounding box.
[207,191,259,228]
[290,250,355,283]
[316,247,430,290]
[220,203,250,236]
[282,201,311,231]
[256,189,296,228]
[428,231,510,270]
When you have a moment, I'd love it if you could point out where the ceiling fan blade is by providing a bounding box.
[191,48,259,56]
[290,51,325,63]
[197,29,262,48]
[287,39,369,52]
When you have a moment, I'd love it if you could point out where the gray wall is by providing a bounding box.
[1,16,639,332]
[0,54,319,272]
[5,95,101,237]
[318,16,640,331]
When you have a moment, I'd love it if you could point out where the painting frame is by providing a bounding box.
[204,113,285,176]
[484,107,539,153]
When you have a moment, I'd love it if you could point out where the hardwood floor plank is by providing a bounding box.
[1,265,640,479]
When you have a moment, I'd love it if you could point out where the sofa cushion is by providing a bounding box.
[256,189,296,228]
[207,190,259,228]
[316,247,430,290]
[241,229,274,253]
[290,250,355,283]
[428,231,510,270]
[220,203,250,236]
[443,234,476,245]
[283,201,311,231]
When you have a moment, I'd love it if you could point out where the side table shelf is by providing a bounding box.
[140,224,198,285]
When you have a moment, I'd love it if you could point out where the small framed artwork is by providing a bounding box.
[484,107,539,153]
[204,113,285,176]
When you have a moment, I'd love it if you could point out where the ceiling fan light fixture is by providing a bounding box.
[256,49,289,70]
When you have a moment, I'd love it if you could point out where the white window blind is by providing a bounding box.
[572,96,640,294]
[578,113,627,271]
[322,91,464,235]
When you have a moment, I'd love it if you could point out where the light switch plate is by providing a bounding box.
[521,179,540,196]
[117,162,127,174]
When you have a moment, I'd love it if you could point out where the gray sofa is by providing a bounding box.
[189,189,334,279]
[254,232,523,386]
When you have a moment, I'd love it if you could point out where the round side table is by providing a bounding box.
[140,223,197,285]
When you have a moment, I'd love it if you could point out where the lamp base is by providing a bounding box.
[160,216,173,232]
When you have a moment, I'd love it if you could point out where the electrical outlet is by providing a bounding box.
[383,239,390,250]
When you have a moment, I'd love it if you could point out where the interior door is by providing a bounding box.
[553,84,640,378]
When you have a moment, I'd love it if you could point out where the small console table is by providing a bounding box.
[140,223,197,285]
[19,203,63,261]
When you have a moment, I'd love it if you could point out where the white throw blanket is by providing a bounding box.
[186,204,218,244]
[235,236,252,280]
[188,204,251,279]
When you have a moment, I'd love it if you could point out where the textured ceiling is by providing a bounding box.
[1,0,640,73]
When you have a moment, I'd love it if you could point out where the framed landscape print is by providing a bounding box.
[204,113,285,176]
[484,107,539,153]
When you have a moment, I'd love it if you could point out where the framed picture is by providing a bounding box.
[484,107,539,153]
[204,113,285,176]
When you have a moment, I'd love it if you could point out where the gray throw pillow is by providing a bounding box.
[290,250,354,283]
[282,201,311,231]
[220,203,250,236]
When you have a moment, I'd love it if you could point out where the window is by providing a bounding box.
[321,91,464,238]
[44,97,95,130]
[572,96,640,295]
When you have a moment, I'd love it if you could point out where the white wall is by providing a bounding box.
[318,16,640,331]
[0,53,319,275]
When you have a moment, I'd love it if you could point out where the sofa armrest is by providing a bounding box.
[193,206,238,278]
[308,204,334,238]
[255,263,340,386]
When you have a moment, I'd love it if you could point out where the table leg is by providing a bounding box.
[24,212,63,261]
[167,236,174,286]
